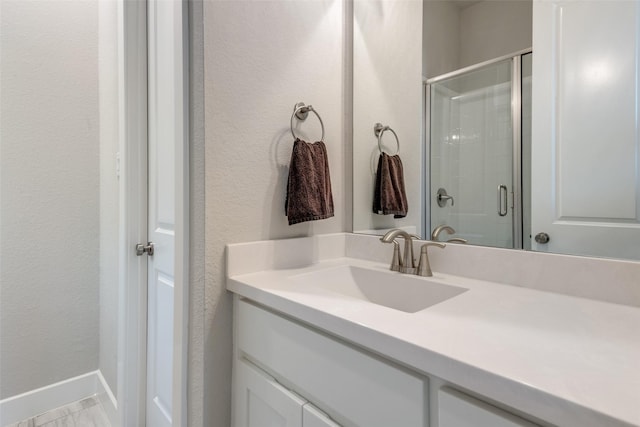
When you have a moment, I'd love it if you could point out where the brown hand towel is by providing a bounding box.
[373,152,408,218]
[285,138,334,225]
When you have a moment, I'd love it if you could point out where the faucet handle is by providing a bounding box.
[446,237,467,244]
[389,240,402,271]
[417,242,446,277]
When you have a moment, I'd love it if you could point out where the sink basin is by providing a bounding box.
[292,265,468,313]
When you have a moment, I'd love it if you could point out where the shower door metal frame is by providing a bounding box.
[424,49,531,249]
[511,54,524,250]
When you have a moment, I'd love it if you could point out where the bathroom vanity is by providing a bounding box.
[227,233,640,427]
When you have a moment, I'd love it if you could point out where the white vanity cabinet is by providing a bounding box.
[234,358,307,427]
[233,298,428,427]
[233,298,543,427]
[233,357,340,427]
[438,388,540,427]
[303,405,342,427]
[228,236,640,427]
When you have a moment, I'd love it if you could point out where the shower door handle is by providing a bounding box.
[498,185,508,216]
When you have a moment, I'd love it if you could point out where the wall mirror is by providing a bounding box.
[352,0,640,261]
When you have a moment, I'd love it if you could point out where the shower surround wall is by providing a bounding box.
[0,0,118,402]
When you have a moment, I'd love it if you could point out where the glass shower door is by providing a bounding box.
[429,59,515,248]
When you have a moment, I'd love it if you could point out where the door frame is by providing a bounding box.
[117,1,189,426]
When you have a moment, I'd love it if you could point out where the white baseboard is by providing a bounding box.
[0,370,118,426]
[96,370,119,427]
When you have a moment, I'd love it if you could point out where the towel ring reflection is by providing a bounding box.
[290,102,325,142]
[374,123,400,155]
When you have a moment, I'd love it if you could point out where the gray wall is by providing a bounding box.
[424,1,461,79]
[0,0,100,398]
[98,0,120,396]
[460,0,532,67]
[424,0,532,79]
[200,0,348,424]
[352,0,424,236]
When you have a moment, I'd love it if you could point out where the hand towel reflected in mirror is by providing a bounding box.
[373,152,408,218]
[285,138,334,225]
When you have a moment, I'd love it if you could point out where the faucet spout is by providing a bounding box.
[380,229,417,274]
[380,228,411,243]
[431,225,455,241]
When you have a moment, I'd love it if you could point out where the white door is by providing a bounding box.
[531,0,640,259]
[146,0,187,426]
[234,359,305,427]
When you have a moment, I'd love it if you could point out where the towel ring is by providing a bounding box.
[374,123,400,155]
[290,102,325,142]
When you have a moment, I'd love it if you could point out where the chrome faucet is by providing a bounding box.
[431,225,468,244]
[380,229,419,274]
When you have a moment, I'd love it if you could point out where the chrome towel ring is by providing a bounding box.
[374,123,400,155]
[290,102,325,142]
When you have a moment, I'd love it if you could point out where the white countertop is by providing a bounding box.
[227,256,640,427]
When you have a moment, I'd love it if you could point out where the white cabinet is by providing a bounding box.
[233,357,341,427]
[234,299,428,427]
[303,405,341,427]
[234,358,306,427]
[233,298,542,427]
[438,387,540,427]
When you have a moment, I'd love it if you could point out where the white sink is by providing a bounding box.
[292,265,468,313]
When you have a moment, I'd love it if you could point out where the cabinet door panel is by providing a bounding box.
[438,387,540,427]
[237,300,428,427]
[234,359,305,427]
[303,404,342,427]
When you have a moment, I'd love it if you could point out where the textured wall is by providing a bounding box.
[352,0,423,235]
[98,0,120,397]
[0,0,100,398]
[202,0,347,424]
[188,1,206,426]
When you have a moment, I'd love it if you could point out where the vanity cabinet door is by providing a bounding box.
[237,299,428,427]
[303,404,342,427]
[233,358,305,427]
[438,388,540,427]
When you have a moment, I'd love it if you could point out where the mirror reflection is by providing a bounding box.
[353,0,640,261]
[430,54,530,250]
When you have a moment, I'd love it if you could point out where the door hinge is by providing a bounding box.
[136,242,155,256]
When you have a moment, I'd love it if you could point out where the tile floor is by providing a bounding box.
[6,397,110,427]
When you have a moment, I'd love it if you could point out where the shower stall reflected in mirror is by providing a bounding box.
[427,51,532,250]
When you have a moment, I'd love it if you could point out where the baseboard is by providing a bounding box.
[96,370,119,427]
[0,370,118,426]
